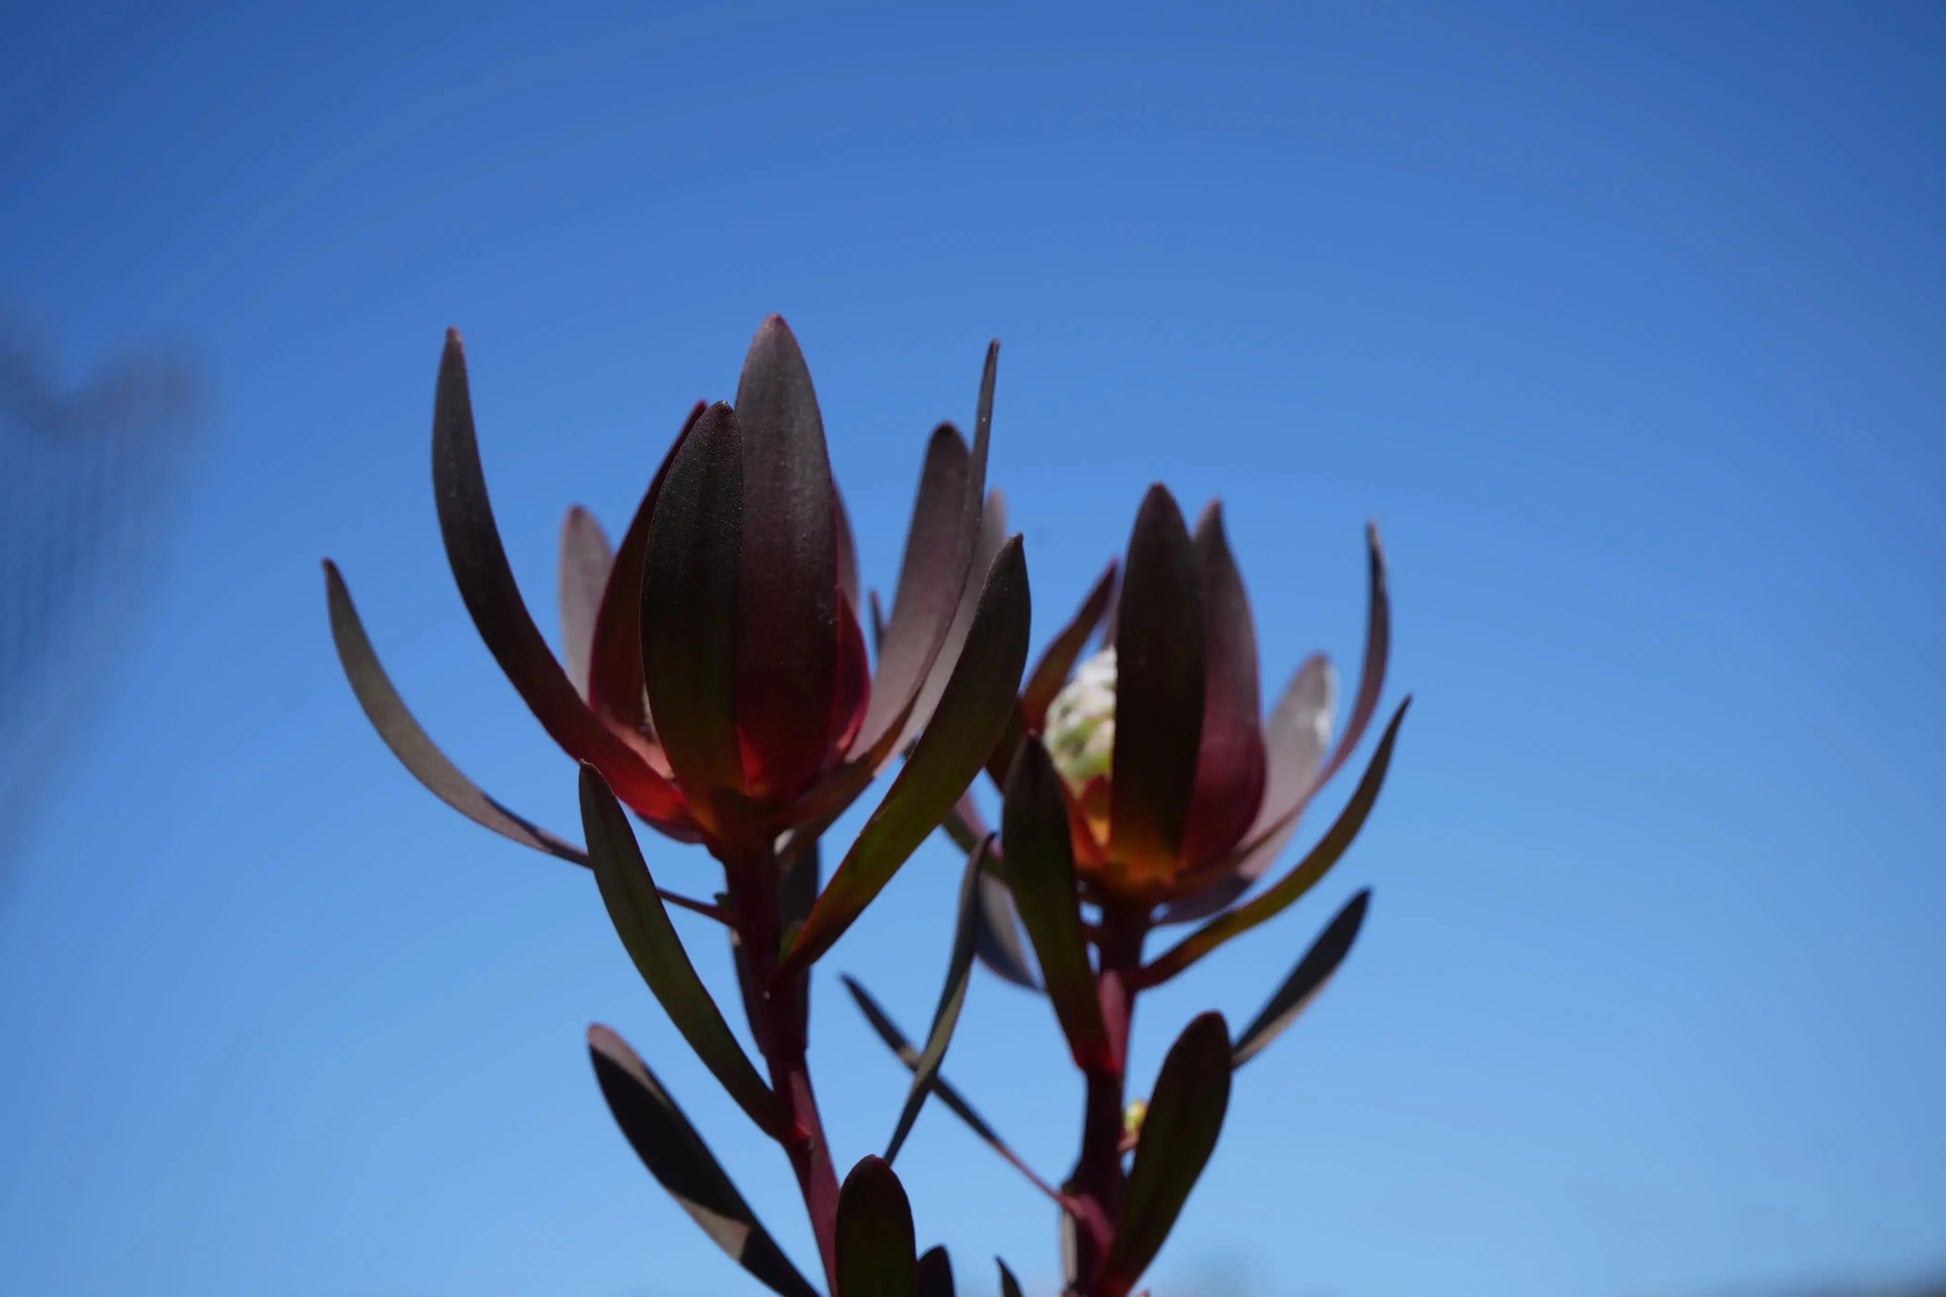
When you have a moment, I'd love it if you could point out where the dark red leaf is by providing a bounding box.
[558,506,614,701]
[1177,502,1266,871]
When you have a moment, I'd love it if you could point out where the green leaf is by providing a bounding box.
[1099,1013,1233,1295]
[580,766,784,1135]
[779,538,1031,976]
[586,1026,820,1297]
[885,839,989,1164]
[836,1156,917,1297]
[1140,700,1409,987]
[1232,889,1370,1069]
[1002,737,1110,1071]
[915,1246,954,1297]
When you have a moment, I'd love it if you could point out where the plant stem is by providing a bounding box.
[1067,902,1149,1294]
[727,847,843,1295]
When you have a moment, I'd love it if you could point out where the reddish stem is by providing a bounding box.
[1066,902,1149,1295]
[727,847,843,1294]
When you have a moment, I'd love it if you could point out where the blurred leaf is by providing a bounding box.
[996,1260,1024,1297]
[781,538,1030,976]
[1311,523,1391,791]
[1232,889,1369,1069]
[1099,1013,1233,1295]
[1140,700,1409,986]
[916,1246,954,1297]
[580,766,785,1135]
[1002,738,1109,1070]
[586,1026,819,1297]
[1109,486,1205,878]
[836,1156,917,1297]
[885,840,989,1163]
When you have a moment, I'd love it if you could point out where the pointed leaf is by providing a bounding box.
[1110,486,1204,880]
[580,766,783,1134]
[904,490,1009,749]
[1178,502,1265,869]
[1002,737,1110,1071]
[558,506,614,700]
[1232,890,1369,1069]
[640,402,746,813]
[587,1026,820,1297]
[1098,1013,1233,1295]
[780,538,1030,976]
[324,560,588,865]
[734,315,840,799]
[885,840,988,1163]
[1313,523,1391,791]
[837,1156,917,1297]
[996,1260,1024,1297]
[587,400,705,741]
[842,977,1068,1208]
[429,329,684,823]
[916,1247,954,1297]
[1140,700,1409,986]
[988,559,1118,785]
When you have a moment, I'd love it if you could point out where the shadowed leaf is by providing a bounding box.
[837,1156,917,1297]
[1110,486,1204,880]
[1141,701,1409,986]
[1099,1013,1233,1296]
[1178,502,1265,869]
[1312,523,1390,791]
[916,1247,954,1297]
[640,402,746,815]
[780,539,1030,976]
[587,1026,819,1297]
[885,840,989,1163]
[429,329,685,824]
[1232,889,1369,1068]
[1003,737,1109,1071]
[580,766,783,1134]
[996,1260,1024,1297]
[905,490,1009,749]
[989,559,1119,785]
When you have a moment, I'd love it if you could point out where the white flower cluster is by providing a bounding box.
[1044,646,1118,790]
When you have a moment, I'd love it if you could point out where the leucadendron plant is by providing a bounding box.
[324,316,1036,1296]
[844,487,1407,1297]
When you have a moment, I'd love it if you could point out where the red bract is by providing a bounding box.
[324,315,1010,865]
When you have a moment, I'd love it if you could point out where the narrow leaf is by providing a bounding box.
[836,1156,917,1297]
[996,1260,1024,1297]
[780,539,1030,976]
[324,560,587,866]
[916,1247,954,1297]
[841,977,1068,1208]
[1178,502,1265,869]
[1002,737,1110,1071]
[1110,486,1205,879]
[580,766,783,1134]
[1141,700,1409,986]
[885,840,989,1163]
[1232,890,1369,1069]
[1098,1013,1233,1295]
[587,1026,820,1297]
[558,505,614,700]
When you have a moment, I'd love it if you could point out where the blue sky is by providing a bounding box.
[2,3,1943,1295]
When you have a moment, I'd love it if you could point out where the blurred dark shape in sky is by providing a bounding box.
[0,310,206,891]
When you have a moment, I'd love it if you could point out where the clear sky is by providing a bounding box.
[2,3,1942,1296]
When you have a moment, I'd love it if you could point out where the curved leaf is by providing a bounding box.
[836,1156,917,1297]
[916,1247,954,1297]
[429,328,685,824]
[1002,737,1109,1072]
[586,1026,819,1297]
[904,490,1009,750]
[885,839,988,1163]
[1098,1013,1233,1296]
[734,315,840,799]
[995,1260,1024,1297]
[1140,700,1409,987]
[780,538,1030,976]
[323,560,587,866]
[558,506,614,700]
[1110,486,1204,880]
[1313,523,1391,791]
[640,402,747,816]
[1232,889,1369,1069]
[580,766,784,1134]
[1178,502,1265,869]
